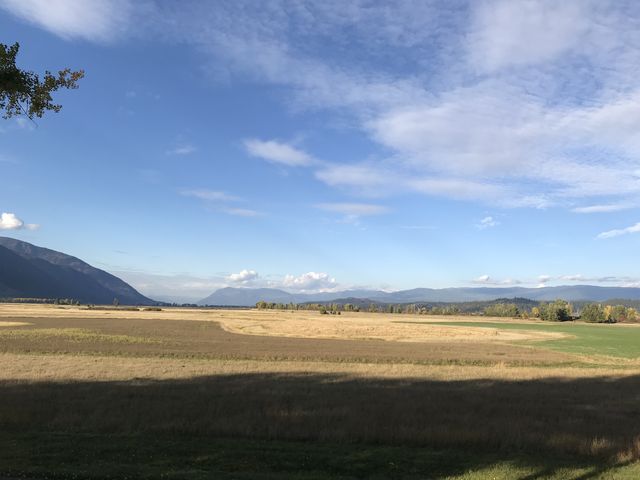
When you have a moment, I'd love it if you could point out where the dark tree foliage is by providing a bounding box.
[539,299,572,322]
[483,302,519,317]
[580,303,607,323]
[0,42,84,119]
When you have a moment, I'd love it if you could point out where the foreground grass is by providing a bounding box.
[2,433,639,480]
[3,371,640,461]
[412,321,640,358]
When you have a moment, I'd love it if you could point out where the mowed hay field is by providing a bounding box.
[2,305,640,479]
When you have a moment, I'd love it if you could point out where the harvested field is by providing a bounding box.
[215,312,568,342]
[0,304,569,343]
[2,304,640,479]
[6,351,640,383]
[0,315,575,365]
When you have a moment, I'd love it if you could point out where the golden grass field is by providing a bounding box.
[0,303,568,341]
[2,303,640,479]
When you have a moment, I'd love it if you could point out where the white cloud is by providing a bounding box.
[315,203,389,216]
[16,1,640,213]
[316,202,389,224]
[368,89,541,176]
[181,189,239,202]
[560,274,587,282]
[167,144,196,156]
[117,3,640,212]
[315,163,397,196]
[282,272,337,292]
[221,207,261,217]
[365,80,640,207]
[536,274,640,286]
[597,222,640,239]
[116,268,345,300]
[536,275,552,288]
[316,164,550,208]
[0,0,139,42]
[572,204,632,214]
[471,273,640,288]
[244,139,315,167]
[15,117,34,131]
[477,216,499,229]
[181,189,260,217]
[227,269,259,284]
[0,212,39,230]
[468,0,589,73]
[472,274,521,286]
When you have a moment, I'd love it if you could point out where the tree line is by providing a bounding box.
[0,297,80,305]
[256,298,639,323]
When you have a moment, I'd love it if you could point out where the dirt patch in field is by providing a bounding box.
[0,316,574,365]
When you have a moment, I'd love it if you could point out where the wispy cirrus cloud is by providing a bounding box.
[316,202,389,216]
[572,204,633,214]
[0,0,143,42]
[477,216,499,229]
[468,0,589,73]
[157,0,640,210]
[597,222,640,239]
[221,207,261,217]
[12,1,640,212]
[180,189,239,202]
[472,275,520,285]
[166,144,197,156]
[472,273,640,288]
[244,139,315,167]
[180,189,261,218]
[0,153,17,164]
[315,202,389,226]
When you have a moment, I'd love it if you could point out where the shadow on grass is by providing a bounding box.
[1,372,640,479]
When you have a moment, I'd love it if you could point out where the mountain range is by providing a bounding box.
[3,236,640,307]
[0,237,154,305]
[198,285,640,306]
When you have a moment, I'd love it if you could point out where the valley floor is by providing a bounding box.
[1,304,639,479]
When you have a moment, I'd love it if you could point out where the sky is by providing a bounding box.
[1,0,640,302]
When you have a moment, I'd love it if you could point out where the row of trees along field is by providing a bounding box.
[490,300,638,323]
[580,303,638,323]
[485,300,575,320]
[255,301,463,315]
[0,297,80,305]
[256,299,639,323]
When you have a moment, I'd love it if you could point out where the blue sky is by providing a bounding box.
[1,0,640,302]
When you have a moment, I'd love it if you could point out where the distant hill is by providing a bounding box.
[198,287,297,306]
[197,288,386,306]
[0,237,154,305]
[198,285,640,306]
